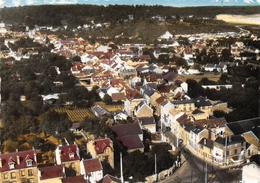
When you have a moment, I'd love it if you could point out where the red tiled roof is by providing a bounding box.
[125,89,143,100]
[198,138,213,149]
[116,135,144,150]
[110,79,121,87]
[94,138,112,154]
[39,165,63,180]
[62,175,89,183]
[58,144,79,163]
[157,84,173,93]
[137,116,155,125]
[110,122,143,137]
[0,150,36,172]
[194,118,227,128]
[176,114,188,123]
[145,74,163,82]
[163,72,179,81]
[155,96,166,104]
[83,158,102,173]
[98,174,122,183]
[111,93,125,101]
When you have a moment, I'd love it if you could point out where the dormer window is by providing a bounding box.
[8,157,15,169]
[26,159,33,166]
[67,148,75,159]
[25,155,33,167]
[69,153,74,159]
[9,162,15,169]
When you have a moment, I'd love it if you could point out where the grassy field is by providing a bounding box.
[94,102,124,112]
[55,107,96,122]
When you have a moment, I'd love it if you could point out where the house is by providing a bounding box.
[195,96,212,112]
[124,89,145,117]
[174,114,190,146]
[91,105,110,118]
[111,93,125,102]
[118,50,134,59]
[160,101,175,127]
[191,109,208,120]
[80,158,103,183]
[204,63,216,72]
[198,138,214,162]
[140,83,157,102]
[193,118,227,141]
[188,125,208,152]
[242,130,260,159]
[119,64,137,79]
[96,45,111,53]
[242,156,260,183]
[0,150,38,183]
[87,137,114,168]
[55,144,81,177]
[163,72,179,83]
[81,54,99,63]
[133,101,153,118]
[158,31,174,40]
[143,73,163,85]
[136,116,156,133]
[38,165,64,183]
[98,174,122,183]
[112,110,128,121]
[171,99,196,115]
[150,93,166,116]
[110,122,144,152]
[213,135,246,166]
[210,100,229,113]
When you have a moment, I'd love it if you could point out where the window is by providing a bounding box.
[26,160,33,167]
[28,169,33,176]
[3,173,8,179]
[226,151,229,156]
[9,163,15,169]
[69,153,74,159]
[234,149,237,154]
[21,170,25,177]
[11,172,16,179]
[29,178,34,183]
[248,150,251,156]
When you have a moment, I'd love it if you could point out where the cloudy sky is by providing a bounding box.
[0,0,260,7]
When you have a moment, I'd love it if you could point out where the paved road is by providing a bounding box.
[160,129,242,183]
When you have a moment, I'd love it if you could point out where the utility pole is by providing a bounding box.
[224,136,227,166]
[155,153,157,174]
[191,168,193,183]
[155,153,157,181]
[205,162,208,183]
[120,152,124,183]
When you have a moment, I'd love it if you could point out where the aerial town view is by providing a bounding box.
[0,0,259,183]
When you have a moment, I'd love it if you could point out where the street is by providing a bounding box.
[160,129,242,183]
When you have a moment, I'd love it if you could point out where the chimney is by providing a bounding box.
[17,156,20,165]
[208,129,211,140]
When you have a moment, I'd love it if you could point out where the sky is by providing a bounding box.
[0,0,260,8]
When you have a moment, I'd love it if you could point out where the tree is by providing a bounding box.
[151,143,175,171]
[3,140,19,153]
[103,94,112,105]
[40,111,72,136]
